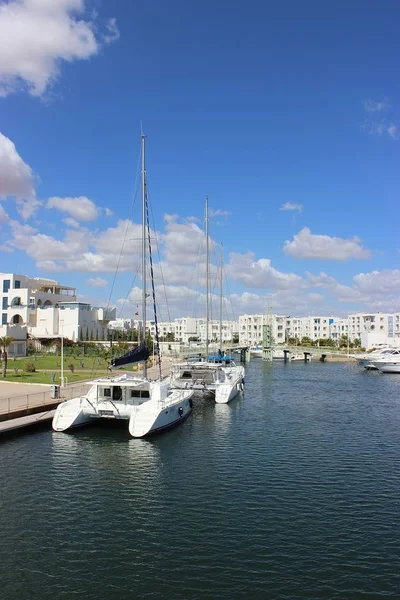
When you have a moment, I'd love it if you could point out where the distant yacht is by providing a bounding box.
[355,347,400,370]
[369,354,400,374]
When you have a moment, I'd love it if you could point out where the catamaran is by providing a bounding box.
[170,197,245,403]
[53,134,194,436]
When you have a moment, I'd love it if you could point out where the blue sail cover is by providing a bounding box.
[111,341,149,368]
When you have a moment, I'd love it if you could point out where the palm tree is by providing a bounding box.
[0,336,14,378]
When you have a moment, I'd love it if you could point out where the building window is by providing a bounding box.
[2,297,7,310]
[14,280,21,289]
[3,280,10,293]
[2,313,7,325]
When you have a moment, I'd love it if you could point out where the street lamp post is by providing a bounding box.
[60,321,65,387]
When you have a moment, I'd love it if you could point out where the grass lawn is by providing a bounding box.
[1,371,101,384]
[2,353,152,384]
[11,355,108,371]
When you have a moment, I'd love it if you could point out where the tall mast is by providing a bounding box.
[141,133,147,378]
[219,242,223,350]
[205,196,209,359]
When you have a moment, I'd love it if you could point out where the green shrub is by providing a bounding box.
[25,362,36,373]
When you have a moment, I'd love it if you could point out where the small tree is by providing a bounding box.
[0,336,14,378]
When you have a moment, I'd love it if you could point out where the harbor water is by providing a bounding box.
[1,360,400,599]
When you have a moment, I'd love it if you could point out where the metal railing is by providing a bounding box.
[0,382,92,417]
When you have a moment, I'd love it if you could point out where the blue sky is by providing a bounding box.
[0,0,399,320]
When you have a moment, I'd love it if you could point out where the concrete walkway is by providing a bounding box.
[0,381,50,398]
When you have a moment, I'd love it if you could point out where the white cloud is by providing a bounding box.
[362,99,397,140]
[227,252,304,290]
[87,277,108,288]
[365,121,397,140]
[210,208,232,218]
[284,227,371,260]
[0,204,9,224]
[63,217,80,228]
[387,124,397,140]
[0,0,119,97]
[105,207,113,217]
[306,269,400,312]
[47,196,99,221]
[163,215,206,266]
[280,202,303,213]
[0,132,36,200]
[353,269,400,297]
[364,99,390,113]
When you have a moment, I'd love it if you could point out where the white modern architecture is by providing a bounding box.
[0,273,116,354]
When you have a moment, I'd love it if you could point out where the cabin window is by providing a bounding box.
[182,372,192,379]
[130,390,150,398]
[112,387,122,401]
[103,388,111,397]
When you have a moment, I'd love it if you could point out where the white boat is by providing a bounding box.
[53,134,194,436]
[289,353,308,362]
[369,356,400,374]
[52,374,193,436]
[355,347,400,370]
[170,355,245,404]
[170,198,245,404]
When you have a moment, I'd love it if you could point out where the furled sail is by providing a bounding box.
[110,341,149,368]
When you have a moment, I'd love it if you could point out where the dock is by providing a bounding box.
[0,409,55,436]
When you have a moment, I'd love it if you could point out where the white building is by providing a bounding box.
[146,320,175,340]
[0,273,115,354]
[239,314,287,345]
[108,318,137,331]
[146,317,239,344]
[173,317,201,343]
[30,302,116,342]
[198,319,238,343]
[239,313,349,346]
[329,318,349,341]
[348,312,393,342]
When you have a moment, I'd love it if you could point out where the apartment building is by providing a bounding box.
[197,320,238,343]
[0,273,115,354]
[239,314,287,345]
[31,302,115,342]
[348,313,393,342]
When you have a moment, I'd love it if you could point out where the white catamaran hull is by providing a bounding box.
[129,393,193,437]
[52,381,194,438]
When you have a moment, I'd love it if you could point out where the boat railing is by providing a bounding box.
[80,396,96,411]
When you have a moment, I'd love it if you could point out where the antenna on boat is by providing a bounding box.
[205,196,209,361]
[141,132,147,379]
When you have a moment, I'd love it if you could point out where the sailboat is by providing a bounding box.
[52,134,194,437]
[170,197,245,403]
